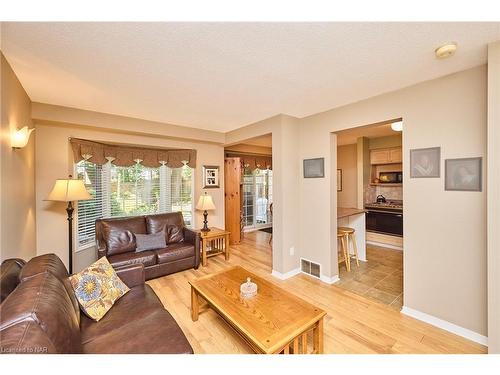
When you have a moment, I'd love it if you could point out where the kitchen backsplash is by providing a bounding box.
[365,185,403,203]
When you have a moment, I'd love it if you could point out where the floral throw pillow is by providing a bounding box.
[69,257,129,321]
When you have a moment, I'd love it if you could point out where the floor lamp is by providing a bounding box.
[46,176,92,274]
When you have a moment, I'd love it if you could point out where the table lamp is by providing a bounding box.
[46,176,92,273]
[196,192,216,232]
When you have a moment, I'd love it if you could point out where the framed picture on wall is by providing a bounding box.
[303,158,325,178]
[202,165,220,188]
[337,169,342,191]
[445,157,482,192]
[410,147,441,178]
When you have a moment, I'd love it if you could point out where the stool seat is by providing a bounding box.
[338,226,355,234]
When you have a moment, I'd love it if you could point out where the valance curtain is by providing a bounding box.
[226,153,272,171]
[70,138,197,168]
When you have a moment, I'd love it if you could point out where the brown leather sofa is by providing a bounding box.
[96,212,200,280]
[0,253,193,354]
[0,258,26,303]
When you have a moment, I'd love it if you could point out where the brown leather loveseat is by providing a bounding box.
[96,212,200,280]
[0,253,193,354]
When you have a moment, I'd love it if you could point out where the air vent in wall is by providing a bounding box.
[300,258,321,278]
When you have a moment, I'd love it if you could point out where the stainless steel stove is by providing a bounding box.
[364,200,403,236]
[364,200,403,212]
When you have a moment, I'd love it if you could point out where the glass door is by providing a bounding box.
[242,168,273,230]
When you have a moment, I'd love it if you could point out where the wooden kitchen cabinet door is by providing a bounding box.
[370,149,390,164]
[224,157,241,245]
[389,148,402,163]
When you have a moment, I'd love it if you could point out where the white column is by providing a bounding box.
[487,40,500,354]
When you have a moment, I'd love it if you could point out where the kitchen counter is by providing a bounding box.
[336,207,367,266]
[337,207,366,219]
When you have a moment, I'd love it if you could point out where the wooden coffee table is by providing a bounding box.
[189,266,326,354]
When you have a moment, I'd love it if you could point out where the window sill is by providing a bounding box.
[76,243,96,253]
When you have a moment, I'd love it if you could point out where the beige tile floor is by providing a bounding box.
[337,244,403,310]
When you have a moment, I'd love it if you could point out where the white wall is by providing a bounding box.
[299,65,487,337]
[337,144,357,208]
[0,52,36,262]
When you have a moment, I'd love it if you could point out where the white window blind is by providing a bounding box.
[166,166,193,226]
[76,160,104,248]
[76,161,193,249]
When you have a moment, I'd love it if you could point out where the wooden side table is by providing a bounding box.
[195,227,230,266]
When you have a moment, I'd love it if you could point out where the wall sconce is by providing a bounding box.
[11,126,35,149]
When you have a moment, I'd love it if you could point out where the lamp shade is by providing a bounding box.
[11,126,35,148]
[46,179,92,202]
[196,193,216,211]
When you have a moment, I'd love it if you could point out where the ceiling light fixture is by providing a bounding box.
[391,121,403,132]
[435,42,457,59]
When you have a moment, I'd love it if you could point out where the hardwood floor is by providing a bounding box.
[337,245,403,310]
[147,231,486,354]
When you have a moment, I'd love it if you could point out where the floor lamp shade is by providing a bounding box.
[46,178,92,274]
[46,179,92,202]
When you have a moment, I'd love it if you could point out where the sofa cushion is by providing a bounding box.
[0,259,25,303]
[107,250,156,268]
[18,254,80,322]
[80,284,166,344]
[69,257,129,322]
[146,212,185,244]
[155,243,195,264]
[135,231,166,252]
[0,272,82,353]
[98,216,147,256]
[82,310,193,354]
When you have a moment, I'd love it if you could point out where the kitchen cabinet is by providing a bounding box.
[370,147,402,164]
[389,148,402,163]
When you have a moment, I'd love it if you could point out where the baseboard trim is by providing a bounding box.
[271,268,300,280]
[320,274,340,285]
[401,306,488,346]
[367,240,403,251]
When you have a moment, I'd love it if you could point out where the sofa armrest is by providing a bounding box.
[114,264,145,288]
[97,245,107,259]
[184,228,201,269]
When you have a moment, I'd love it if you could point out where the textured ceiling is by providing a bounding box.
[242,134,272,147]
[1,22,499,132]
[336,122,398,146]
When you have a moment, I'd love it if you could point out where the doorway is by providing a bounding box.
[333,119,404,309]
[224,133,273,251]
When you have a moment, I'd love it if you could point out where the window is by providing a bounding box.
[76,161,193,249]
[242,168,273,229]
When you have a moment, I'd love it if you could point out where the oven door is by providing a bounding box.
[366,210,403,236]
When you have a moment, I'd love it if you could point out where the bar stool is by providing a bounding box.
[338,227,359,268]
[337,230,350,271]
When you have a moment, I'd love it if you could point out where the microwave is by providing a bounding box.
[378,171,402,183]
